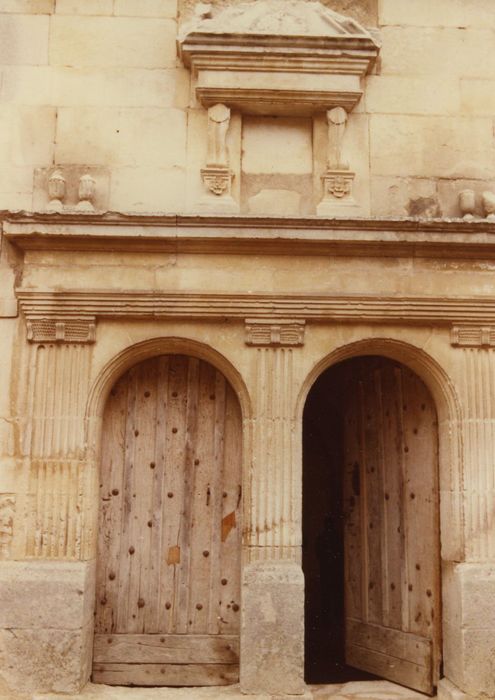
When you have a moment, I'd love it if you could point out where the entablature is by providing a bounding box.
[4,211,495,260]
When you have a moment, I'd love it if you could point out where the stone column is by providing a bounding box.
[440,327,495,700]
[0,319,96,695]
[240,319,308,696]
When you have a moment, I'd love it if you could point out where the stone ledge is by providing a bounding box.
[4,211,495,259]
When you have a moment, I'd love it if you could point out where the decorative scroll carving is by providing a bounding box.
[27,319,96,344]
[201,104,234,199]
[317,107,360,217]
[245,319,305,346]
[201,167,232,196]
[451,326,495,348]
[0,495,15,560]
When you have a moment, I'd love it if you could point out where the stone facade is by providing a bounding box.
[1,1,495,698]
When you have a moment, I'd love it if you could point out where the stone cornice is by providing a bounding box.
[16,289,495,326]
[4,211,495,259]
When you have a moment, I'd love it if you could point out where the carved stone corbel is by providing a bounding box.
[317,107,361,217]
[200,104,238,212]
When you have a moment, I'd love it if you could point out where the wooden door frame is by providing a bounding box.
[297,337,464,689]
[84,337,251,681]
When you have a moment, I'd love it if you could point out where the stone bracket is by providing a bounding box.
[451,325,495,348]
[27,318,96,344]
[245,318,305,347]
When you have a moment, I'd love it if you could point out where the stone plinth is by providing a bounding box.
[240,560,306,696]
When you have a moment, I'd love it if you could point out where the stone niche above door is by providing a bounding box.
[179,0,380,217]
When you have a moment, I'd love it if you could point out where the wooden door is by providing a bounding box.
[93,355,243,687]
[342,357,441,694]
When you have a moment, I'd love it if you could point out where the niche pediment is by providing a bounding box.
[179,0,380,115]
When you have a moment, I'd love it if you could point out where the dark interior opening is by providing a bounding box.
[303,357,379,684]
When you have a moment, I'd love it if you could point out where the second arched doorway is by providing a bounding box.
[303,355,441,694]
[92,354,242,687]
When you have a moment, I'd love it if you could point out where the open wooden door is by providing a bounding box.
[343,357,441,694]
[93,355,242,687]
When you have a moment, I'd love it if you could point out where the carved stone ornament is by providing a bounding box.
[0,495,15,560]
[451,326,495,348]
[201,166,233,196]
[179,0,380,116]
[27,318,96,344]
[245,319,305,347]
[317,107,360,216]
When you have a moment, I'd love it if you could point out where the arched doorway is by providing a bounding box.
[303,356,441,694]
[92,354,243,687]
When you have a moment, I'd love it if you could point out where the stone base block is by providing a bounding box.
[0,560,95,694]
[240,559,306,696]
[0,622,93,695]
[442,562,495,698]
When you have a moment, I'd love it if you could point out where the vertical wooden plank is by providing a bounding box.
[167,355,192,634]
[132,359,158,633]
[95,376,128,633]
[115,367,139,633]
[146,356,169,633]
[402,367,440,642]
[219,383,242,634]
[360,361,384,625]
[189,361,216,634]
[207,371,226,635]
[380,364,405,631]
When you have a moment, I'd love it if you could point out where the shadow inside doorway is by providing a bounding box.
[303,360,379,685]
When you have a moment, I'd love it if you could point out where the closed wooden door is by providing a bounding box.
[93,355,243,687]
[343,357,441,694]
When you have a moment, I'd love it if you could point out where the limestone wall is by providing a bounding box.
[0,0,494,215]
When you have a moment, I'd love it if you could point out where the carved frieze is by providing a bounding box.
[451,326,495,348]
[27,319,96,344]
[245,319,305,347]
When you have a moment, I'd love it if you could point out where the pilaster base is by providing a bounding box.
[442,561,495,698]
[240,559,306,696]
[0,560,95,694]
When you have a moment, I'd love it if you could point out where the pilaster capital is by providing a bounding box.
[245,318,305,347]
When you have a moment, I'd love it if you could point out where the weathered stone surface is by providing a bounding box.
[0,14,49,66]
[55,0,113,14]
[49,16,177,68]
[0,0,54,12]
[370,115,494,179]
[379,0,495,29]
[240,560,306,696]
[55,107,187,168]
[114,0,178,18]
[0,623,92,694]
[0,560,95,630]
